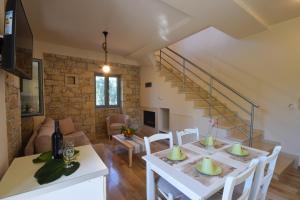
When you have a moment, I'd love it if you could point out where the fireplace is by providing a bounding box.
[144,111,155,128]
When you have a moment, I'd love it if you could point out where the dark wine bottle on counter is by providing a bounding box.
[52,121,63,159]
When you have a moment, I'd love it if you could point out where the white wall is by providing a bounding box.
[169,18,300,160]
[140,56,210,140]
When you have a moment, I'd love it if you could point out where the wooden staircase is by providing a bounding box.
[156,61,297,178]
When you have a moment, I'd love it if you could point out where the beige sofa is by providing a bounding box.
[24,117,90,155]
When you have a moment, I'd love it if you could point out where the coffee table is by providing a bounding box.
[112,134,145,167]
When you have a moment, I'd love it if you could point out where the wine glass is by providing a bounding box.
[63,141,75,168]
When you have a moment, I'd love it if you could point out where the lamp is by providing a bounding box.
[102,31,111,73]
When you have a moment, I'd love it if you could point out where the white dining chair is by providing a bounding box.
[144,132,187,200]
[249,146,281,200]
[177,128,200,146]
[209,159,259,200]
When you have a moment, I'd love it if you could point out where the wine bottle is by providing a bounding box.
[52,121,63,159]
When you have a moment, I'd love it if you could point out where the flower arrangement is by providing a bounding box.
[121,126,136,138]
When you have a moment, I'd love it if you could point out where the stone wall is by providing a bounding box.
[21,117,34,148]
[43,53,140,141]
[21,116,45,149]
[95,63,141,137]
[5,73,22,163]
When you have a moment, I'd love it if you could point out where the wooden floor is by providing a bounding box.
[93,139,300,200]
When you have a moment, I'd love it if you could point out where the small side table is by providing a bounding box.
[112,134,145,167]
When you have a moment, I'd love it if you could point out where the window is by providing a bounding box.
[21,59,44,117]
[95,74,121,107]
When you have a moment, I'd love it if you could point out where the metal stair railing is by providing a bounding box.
[156,47,259,146]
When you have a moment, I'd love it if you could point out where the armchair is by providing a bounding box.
[106,114,130,139]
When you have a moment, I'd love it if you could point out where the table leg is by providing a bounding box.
[146,163,155,200]
[128,148,133,167]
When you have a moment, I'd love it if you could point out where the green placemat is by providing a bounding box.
[33,151,80,185]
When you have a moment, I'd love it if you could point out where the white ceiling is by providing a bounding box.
[239,0,300,25]
[22,0,300,59]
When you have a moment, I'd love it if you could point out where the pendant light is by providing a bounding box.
[102,31,111,73]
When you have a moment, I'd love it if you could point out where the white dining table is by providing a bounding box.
[143,138,269,200]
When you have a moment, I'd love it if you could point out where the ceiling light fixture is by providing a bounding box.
[102,31,111,73]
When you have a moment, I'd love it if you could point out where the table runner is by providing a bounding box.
[114,134,145,154]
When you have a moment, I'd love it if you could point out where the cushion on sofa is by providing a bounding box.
[26,117,90,155]
[59,117,76,135]
[34,123,54,153]
[42,117,54,128]
[38,126,54,137]
[64,131,90,147]
[24,128,39,156]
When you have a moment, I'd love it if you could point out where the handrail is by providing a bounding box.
[160,55,209,86]
[165,47,259,108]
[160,55,250,114]
[159,60,251,135]
[158,48,259,146]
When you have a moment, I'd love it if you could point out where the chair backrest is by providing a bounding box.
[222,159,259,200]
[249,146,281,200]
[108,114,129,124]
[144,132,173,155]
[177,128,200,146]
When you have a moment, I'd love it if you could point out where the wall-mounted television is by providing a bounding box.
[1,0,33,79]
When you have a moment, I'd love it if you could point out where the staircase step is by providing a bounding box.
[206,109,248,129]
[214,114,242,124]
[161,73,198,88]
[274,153,297,179]
[185,92,219,101]
[194,103,225,109]
[247,140,297,179]
[158,68,180,78]
[170,80,196,88]
[178,86,204,93]
[185,92,209,99]
[218,118,247,129]
[160,69,181,77]
[224,128,263,143]
[179,90,209,97]
[160,72,180,80]
[204,113,238,120]
[193,99,223,108]
[203,106,237,116]
[252,140,279,153]
[220,122,249,132]
[159,67,182,77]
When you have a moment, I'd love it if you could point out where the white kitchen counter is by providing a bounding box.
[0,145,108,200]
